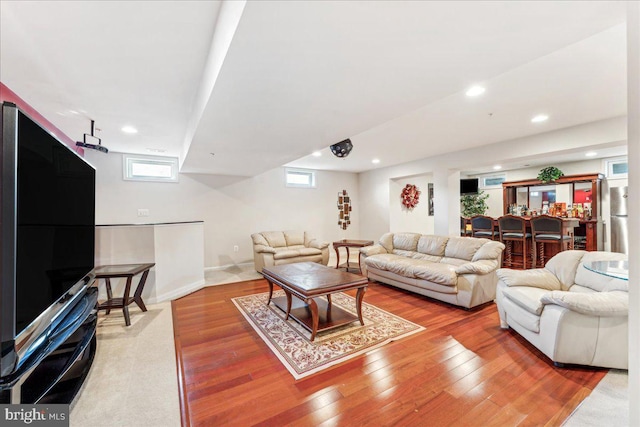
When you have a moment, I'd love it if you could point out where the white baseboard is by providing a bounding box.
[147,278,206,304]
[204,261,254,272]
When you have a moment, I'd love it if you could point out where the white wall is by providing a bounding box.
[389,174,435,234]
[85,151,360,269]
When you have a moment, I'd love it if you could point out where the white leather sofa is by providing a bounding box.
[251,231,329,273]
[496,250,628,369]
[360,233,505,308]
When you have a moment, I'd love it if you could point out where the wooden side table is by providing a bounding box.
[93,263,155,326]
[333,239,374,273]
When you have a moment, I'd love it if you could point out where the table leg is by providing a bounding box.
[284,291,292,320]
[334,245,340,269]
[355,287,367,326]
[326,294,332,310]
[133,269,149,312]
[123,276,133,326]
[105,278,113,315]
[266,280,274,305]
[345,247,351,271]
[308,298,319,341]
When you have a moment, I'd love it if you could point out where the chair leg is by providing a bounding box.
[538,242,545,268]
[504,241,512,267]
[522,238,528,269]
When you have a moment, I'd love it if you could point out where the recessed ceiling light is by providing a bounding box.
[585,151,598,157]
[372,158,381,164]
[531,114,549,123]
[465,85,486,97]
[121,125,138,134]
[493,165,502,170]
[312,151,322,157]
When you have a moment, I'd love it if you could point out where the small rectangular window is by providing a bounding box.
[285,168,316,188]
[606,157,628,178]
[123,155,179,182]
[479,174,506,189]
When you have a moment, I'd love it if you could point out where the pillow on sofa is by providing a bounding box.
[541,291,628,317]
[392,233,421,251]
[417,235,448,257]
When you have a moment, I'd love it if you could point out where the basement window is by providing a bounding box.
[480,174,506,189]
[123,155,179,182]
[285,168,316,188]
[605,157,628,178]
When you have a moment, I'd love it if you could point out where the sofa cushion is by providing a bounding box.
[297,247,323,257]
[262,231,287,248]
[444,237,487,261]
[284,231,305,247]
[366,254,457,286]
[541,290,628,316]
[273,248,302,260]
[502,286,548,316]
[365,253,403,271]
[392,233,421,251]
[417,235,448,257]
[412,262,457,286]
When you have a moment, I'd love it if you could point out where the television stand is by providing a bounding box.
[0,287,98,404]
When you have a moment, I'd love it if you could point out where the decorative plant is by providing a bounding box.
[460,191,489,217]
[537,166,564,183]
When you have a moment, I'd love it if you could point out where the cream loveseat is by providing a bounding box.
[251,231,329,273]
[496,250,628,369]
[360,233,505,308]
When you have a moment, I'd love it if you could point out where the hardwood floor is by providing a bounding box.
[172,279,606,426]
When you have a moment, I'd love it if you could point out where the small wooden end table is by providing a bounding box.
[333,239,374,273]
[93,263,155,326]
[262,262,368,341]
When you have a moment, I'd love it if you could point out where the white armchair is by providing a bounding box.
[495,250,628,369]
[251,231,329,273]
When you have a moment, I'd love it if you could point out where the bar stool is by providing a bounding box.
[460,217,472,237]
[498,215,533,269]
[470,215,499,240]
[531,215,572,267]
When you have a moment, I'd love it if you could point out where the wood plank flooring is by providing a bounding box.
[172,279,606,426]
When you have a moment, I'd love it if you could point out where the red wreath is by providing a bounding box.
[401,184,420,209]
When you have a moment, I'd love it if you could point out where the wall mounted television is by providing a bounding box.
[0,102,96,379]
[460,178,479,195]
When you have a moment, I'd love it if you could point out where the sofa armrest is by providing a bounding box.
[254,244,276,254]
[308,239,329,250]
[455,259,499,275]
[360,244,387,257]
[541,291,628,317]
[496,268,561,290]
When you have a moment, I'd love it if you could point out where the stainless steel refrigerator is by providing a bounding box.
[609,186,628,254]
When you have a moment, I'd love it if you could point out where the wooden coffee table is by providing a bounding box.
[262,262,368,341]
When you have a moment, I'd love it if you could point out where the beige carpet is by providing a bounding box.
[70,302,180,427]
[232,290,425,379]
[563,369,629,426]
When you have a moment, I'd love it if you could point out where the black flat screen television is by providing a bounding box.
[1,102,95,377]
[460,178,479,195]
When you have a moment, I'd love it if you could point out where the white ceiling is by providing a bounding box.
[0,1,628,177]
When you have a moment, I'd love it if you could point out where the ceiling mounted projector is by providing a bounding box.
[76,119,109,153]
[330,138,353,158]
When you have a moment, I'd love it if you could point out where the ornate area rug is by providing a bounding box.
[232,290,425,380]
